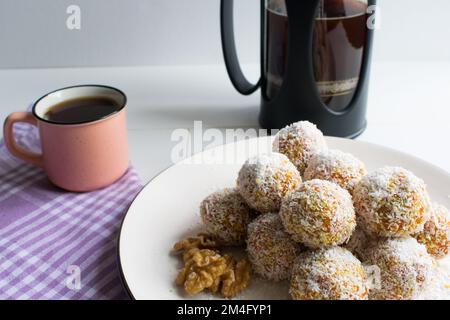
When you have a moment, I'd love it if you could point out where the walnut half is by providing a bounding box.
[173,233,220,252]
[176,248,228,295]
[175,247,251,298]
[220,259,252,298]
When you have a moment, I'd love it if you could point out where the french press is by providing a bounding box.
[221,0,376,138]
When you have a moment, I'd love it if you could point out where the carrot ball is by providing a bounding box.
[365,237,433,300]
[280,179,356,248]
[304,149,366,194]
[273,121,327,175]
[413,203,450,259]
[353,167,430,238]
[290,247,369,300]
[236,153,302,213]
[200,188,252,246]
[344,226,379,261]
[247,213,302,281]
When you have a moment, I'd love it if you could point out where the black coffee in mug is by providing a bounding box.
[44,96,121,124]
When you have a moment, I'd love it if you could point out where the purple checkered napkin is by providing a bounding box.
[0,121,142,300]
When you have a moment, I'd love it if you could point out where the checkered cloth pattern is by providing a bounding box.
[0,120,142,299]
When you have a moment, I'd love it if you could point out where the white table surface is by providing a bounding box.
[0,61,449,183]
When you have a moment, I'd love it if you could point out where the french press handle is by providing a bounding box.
[220,0,262,95]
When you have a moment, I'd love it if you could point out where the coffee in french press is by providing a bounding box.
[221,0,376,138]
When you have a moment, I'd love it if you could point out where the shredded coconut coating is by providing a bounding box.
[365,237,433,300]
[290,247,369,300]
[280,179,356,248]
[247,213,302,281]
[414,203,450,259]
[273,121,327,175]
[353,166,430,238]
[344,226,380,261]
[200,188,253,246]
[237,153,302,213]
[304,149,366,194]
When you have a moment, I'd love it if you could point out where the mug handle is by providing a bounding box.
[220,0,262,95]
[3,112,44,168]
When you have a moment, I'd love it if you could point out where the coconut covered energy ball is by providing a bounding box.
[200,188,252,246]
[273,121,327,175]
[236,153,302,213]
[365,237,433,300]
[353,167,430,238]
[413,203,450,258]
[290,247,369,300]
[247,213,301,281]
[280,179,356,248]
[304,149,366,194]
[344,226,379,261]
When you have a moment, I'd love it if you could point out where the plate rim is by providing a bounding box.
[117,136,450,300]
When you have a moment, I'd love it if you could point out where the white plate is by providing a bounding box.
[118,136,450,300]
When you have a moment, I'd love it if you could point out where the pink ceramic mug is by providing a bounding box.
[3,85,129,192]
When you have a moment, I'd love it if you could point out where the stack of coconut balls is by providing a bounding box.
[199,121,450,300]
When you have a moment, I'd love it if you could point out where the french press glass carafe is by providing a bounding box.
[221,0,376,138]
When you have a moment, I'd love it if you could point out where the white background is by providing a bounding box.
[0,0,449,68]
